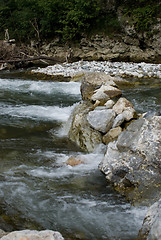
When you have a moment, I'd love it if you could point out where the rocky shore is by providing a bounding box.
[31,60,161,79]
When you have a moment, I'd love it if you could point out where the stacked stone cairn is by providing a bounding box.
[68,72,137,152]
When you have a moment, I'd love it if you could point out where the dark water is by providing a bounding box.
[0,72,160,240]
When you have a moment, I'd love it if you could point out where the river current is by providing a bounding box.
[0,71,160,240]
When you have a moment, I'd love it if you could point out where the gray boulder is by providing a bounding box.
[99,115,161,203]
[87,109,116,133]
[139,198,161,240]
[0,230,64,240]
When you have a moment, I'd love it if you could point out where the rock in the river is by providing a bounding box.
[82,72,118,86]
[80,72,119,101]
[87,108,116,133]
[138,198,161,240]
[68,102,102,152]
[68,72,137,152]
[0,230,64,240]
[99,115,161,203]
[66,155,84,166]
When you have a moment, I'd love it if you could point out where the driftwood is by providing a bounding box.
[0,55,62,64]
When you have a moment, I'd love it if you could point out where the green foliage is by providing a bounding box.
[0,0,100,42]
[0,0,160,42]
[119,0,160,33]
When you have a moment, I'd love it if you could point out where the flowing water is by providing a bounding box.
[0,71,161,240]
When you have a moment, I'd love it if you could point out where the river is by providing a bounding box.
[0,70,160,240]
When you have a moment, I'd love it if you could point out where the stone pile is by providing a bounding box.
[31,60,161,79]
[68,72,137,152]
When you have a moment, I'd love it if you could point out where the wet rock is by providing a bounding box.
[0,230,64,240]
[138,199,161,240]
[87,109,116,133]
[66,156,84,166]
[102,126,122,144]
[68,102,102,152]
[99,115,161,203]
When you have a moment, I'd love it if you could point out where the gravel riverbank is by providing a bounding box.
[31,61,161,79]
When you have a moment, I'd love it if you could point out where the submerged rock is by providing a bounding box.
[66,156,84,166]
[99,115,161,203]
[0,230,64,240]
[138,199,161,240]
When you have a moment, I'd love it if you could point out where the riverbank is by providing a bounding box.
[31,60,161,79]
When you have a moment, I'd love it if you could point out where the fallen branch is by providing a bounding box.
[0,55,62,64]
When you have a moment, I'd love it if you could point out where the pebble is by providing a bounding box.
[32,61,161,79]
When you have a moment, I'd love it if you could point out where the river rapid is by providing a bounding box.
[0,70,161,240]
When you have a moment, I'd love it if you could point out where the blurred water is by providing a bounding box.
[0,73,160,239]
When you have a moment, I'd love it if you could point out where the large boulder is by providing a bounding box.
[0,230,64,240]
[138,199,161,240]
[99,115,161,203]
[68,102,102,152]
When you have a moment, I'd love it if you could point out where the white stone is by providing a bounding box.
[104,99,115,108]
[31,61,161,79]
[0,230,64,240]
[113,97,134,115]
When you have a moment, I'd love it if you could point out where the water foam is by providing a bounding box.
[0,104,74,122]
[0,78,81,96]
